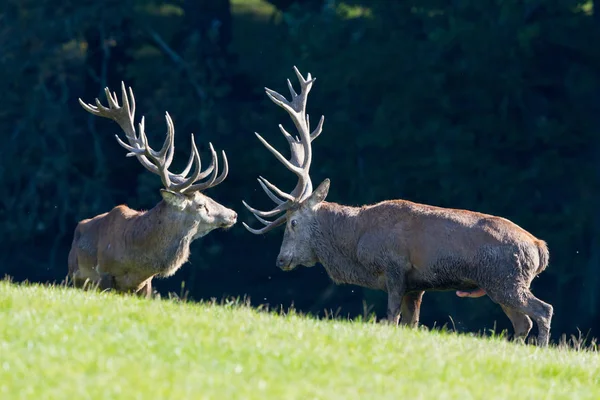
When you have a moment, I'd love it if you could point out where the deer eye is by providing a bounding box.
[290,219,298,228]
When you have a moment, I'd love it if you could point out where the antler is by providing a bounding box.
[243,66,324,234]
[78,83,228,193]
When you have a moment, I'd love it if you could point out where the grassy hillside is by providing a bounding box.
[0,282,598,399]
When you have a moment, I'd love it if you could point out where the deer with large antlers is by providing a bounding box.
[68,83,237,296]
[243,67,553,346]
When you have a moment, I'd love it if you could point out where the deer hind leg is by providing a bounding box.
[400,291,424,328]
[488,288,553,346]
[112,275,153,298]
[500,304,533,341]
[136,279,153,299]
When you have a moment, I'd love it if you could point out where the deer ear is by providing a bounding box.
[160,189,187,210]
[305,178,330,209]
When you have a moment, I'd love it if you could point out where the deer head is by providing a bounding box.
[243,67,327,270]
[79,83,237,237]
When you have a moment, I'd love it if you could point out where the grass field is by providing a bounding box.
[0,281,598,400]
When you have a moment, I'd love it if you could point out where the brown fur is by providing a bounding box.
[68,191,236,296]
[275,179,553,346]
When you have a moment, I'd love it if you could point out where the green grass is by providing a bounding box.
[0,282,598,399]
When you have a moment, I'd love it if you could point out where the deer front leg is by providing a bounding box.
[400,291,424,328]
[385,270,406,326]
[99,273,116,291]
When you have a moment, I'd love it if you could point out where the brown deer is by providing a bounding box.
[69,83,237,297]
[243,67,553,346]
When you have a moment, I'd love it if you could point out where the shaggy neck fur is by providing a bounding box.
[122,200,200,277]
[310,202,373,286]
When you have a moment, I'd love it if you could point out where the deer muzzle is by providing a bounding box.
[276,255,295,271]
[221,210,238,228]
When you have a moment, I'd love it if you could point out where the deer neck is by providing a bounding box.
[311,202,363,281]
[131,200,198,275]
[139,201,197,241]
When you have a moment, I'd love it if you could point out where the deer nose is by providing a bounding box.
[276,256,290,269]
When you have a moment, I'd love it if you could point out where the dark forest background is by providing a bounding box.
[2,0,600,341]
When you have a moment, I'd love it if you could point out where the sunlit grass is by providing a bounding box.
[0,281,599,399]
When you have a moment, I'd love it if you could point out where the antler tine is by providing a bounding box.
[156,112,176,168]
[168,133,202,192]
[241,199,289,218]
[307,114,325,141]
[254,132,303,175]
[126,84,136,127]
[257,177,295,202]
[135,114,172,163]
[254,214,278,226]
[257,178,286,205]
[251,136,309,209]
[287,78,298,99]
[171,141,196,180]
[182,143,229,193]
[117,83,136,141]
[242,214,288,235]
[209,150,229,187]
[134,115,173,189]
[181,143,218,192]
[292,66,314,111]
[279,124,295,143]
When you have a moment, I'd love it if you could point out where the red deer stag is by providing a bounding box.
[69,83,237,296]
[243,67,553,346]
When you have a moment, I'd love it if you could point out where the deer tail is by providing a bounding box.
[535,239,550,275]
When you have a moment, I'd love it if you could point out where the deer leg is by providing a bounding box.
[500,304,533,341]
[385,272,406,326]
[487,288,553,346]
[515,293,553,346]
[70,274,86,288]
[400,291,424,328]
[137,279,153,299]
[72,269,102,291]
[98,273,116,292]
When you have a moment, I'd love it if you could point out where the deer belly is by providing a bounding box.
[406,268,478,292]
[408,280,479,292]
[324,264,386,291]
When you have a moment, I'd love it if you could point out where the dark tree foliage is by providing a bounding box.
[1,0,599,339]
